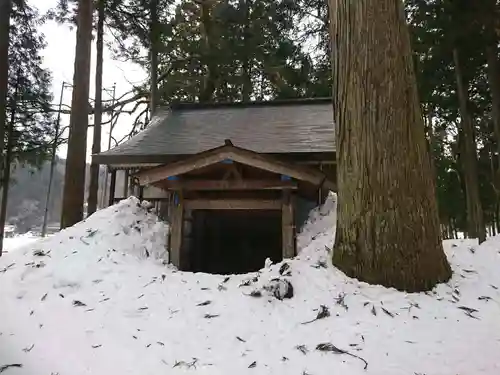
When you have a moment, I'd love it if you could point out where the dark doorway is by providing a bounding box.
[188,209,282,274]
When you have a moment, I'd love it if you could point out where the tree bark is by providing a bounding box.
[0,0,12,199]
[453,48,486,243]
[329,0,451,292]
[87,0,105,217]
[0,70,17,255]
[482,0,500,235]
[241,0,252,101]
[149,0,159,114]
[199,0,217,102]
[61,0,93,228]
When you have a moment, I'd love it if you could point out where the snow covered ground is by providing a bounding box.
[3,234,39,254]
[1,196,500,375]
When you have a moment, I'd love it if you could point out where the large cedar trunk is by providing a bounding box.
[61,0,93,228]
[453,48,486,243]
[87,0,105,216]
[0,0,11,190]
[329,0,451,292]
[483,0,500,232]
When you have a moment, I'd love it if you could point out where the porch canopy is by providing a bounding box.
[132,140,336,203]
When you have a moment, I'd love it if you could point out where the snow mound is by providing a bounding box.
[1,197,500,375]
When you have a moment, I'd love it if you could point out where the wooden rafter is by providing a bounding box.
[156,179,297,191]
[184,199,281,210]
[134,143,336,190]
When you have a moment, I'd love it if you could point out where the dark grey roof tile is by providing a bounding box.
[98,99,335,157]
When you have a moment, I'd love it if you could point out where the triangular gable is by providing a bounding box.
[133,141,336,190]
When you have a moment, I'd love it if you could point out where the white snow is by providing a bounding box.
[1,196,500,375]
[3,234,39,254]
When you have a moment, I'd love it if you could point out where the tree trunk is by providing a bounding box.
[241,0,252,101]
[199,0,217,102]
[483,0,500,236]
[87,0,105,217]
[60,0,93,229]
[0,0,11,203]
[329,0,451,292]
[453,48,486,244]
[0,71,17,255]
[42,82,66,237]
[149,0,159,114]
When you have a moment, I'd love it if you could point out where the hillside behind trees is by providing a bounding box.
[6,159,107,232]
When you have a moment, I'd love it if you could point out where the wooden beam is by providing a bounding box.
[135,147,231,185]
[159,179,297,191]
[169,192,184,268]
[134,144,336,190]
[282,191,296,259]
[108,170,117,206]
[122,170,129,197]
[184,199,281,210]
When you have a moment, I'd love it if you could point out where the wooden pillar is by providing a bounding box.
[282,190,296,259]
[138,186,144,201]
[108,170,117,206]
[169,191,184,268]
[122,170,129,197]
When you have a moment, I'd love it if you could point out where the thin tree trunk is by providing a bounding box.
[241,0,252,101]
[199,0,217,102]
[42,82,66,237]
[149,0,159,114]
[0,0,12,204]
[329,0,451,292]
[61,0,93,228]
[0,70,17,255]
[453,48,486,243]
[88,0,104,216]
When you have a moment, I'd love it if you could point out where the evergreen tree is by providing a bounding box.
[0,0,57,254]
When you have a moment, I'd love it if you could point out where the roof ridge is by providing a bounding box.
[164,97,332,111]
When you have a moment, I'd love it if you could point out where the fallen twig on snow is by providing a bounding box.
[381,307,396,317]
[335,293,348,311]
[204,314,219,319]
[248,361,257,368]
[22,344,34,353]
[0,263,15,273]
[316,342,368,370]
[173,358,198,369]
[245,290,262,298]
[301,305,330,325]
[196,300,211,306]
[295,345,308,354]
[458,306,479,319]
[0,364,22,373]
[33,250,49,257]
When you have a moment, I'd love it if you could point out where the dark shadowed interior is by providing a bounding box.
[187,209,282,274]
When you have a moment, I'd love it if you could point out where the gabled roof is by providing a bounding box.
[93,98,335,166]
[133,141,336,191]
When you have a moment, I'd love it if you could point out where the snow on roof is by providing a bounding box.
[1,197,500,375]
